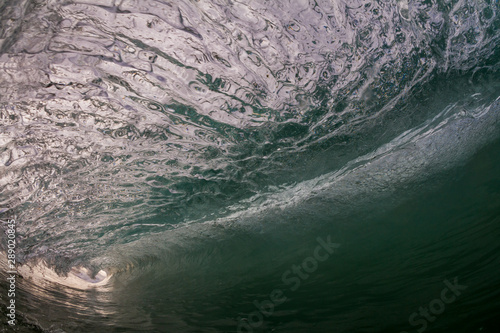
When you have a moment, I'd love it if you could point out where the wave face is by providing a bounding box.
[1,0,500,332]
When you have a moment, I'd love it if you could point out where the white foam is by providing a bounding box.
[0,252,111,290]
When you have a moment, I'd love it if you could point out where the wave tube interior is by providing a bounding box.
[1,0,500,332]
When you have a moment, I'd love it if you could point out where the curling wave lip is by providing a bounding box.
[19,264,111,290]
[0,253,112,291]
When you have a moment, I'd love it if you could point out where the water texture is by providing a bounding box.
[0,0,499,332]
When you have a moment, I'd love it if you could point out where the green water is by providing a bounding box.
[4,136,500,332]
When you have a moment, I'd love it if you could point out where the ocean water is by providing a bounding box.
[0,0,500,332]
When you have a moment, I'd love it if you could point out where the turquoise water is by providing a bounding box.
[0,0,500,332]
